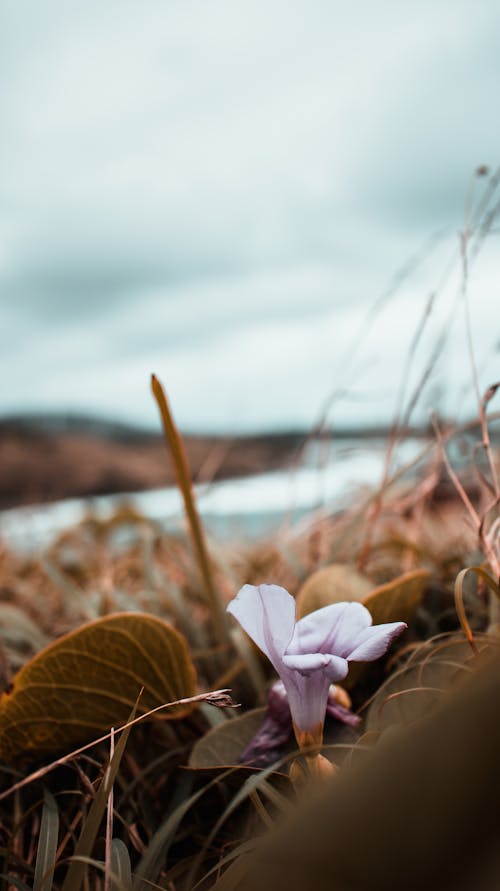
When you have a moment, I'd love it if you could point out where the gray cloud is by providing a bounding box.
[1,0,499,429]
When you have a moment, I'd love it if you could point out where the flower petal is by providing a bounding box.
[282,651,348,682]
[293,601,373,657]
[239,681,293,766]
[239,714,291,766]
[346,621,407,662]
[226,584,296,671]
[326,700,361,727]
[283,671,332,733]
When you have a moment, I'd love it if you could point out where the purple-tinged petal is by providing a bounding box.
[239,681,292,766]
[282,652,348,682]
[227,584,296,673]
[240,678,361,763]
[266,680,291,726]
[239,713,292,766]
[346,621,407,662]
[326,699,361,727]
[293,602,372,657]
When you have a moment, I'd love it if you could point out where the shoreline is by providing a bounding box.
[0,413,489,511]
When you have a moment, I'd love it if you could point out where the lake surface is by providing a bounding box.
[0,436,429,552]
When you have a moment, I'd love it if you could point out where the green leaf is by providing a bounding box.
[189,709,266,769]
[0,612,196,760]
[33,789,59,891]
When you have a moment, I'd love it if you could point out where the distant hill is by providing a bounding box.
[2,412,489,512]
[0,414,305,510]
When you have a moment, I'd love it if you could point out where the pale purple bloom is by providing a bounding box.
[227,583,407,737]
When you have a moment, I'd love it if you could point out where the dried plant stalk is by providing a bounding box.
[151,373,228,645]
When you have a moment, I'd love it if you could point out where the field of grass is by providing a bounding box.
[0,385,498,889]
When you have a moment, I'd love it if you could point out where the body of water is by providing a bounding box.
[0,437,429,551]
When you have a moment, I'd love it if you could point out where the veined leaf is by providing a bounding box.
[0,612,196,760]
[189,708,266,768]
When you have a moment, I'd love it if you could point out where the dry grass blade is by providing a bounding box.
[132,768,235,891]
[256,778,291,814]
[185,758,293,888]
[151,373,228,645]
[480,382,500,497]
[454,566,500,651]
[0,689,236,803]
[204,851,253,891]
[60,856,130,890]
[60,698,139,891]
[248,790,274,828]
[33,789,59,891]
[191,839,259,890]
[104,728,116,891]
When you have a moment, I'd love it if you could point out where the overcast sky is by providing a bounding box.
[1,0,499,432]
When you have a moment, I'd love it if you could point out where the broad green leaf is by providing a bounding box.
[0,612,196,760]
[295,564,373,619]
[189,708,266,769]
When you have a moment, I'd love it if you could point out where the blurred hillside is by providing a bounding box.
[0,414,305,510]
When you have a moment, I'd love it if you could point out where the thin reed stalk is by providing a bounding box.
[151,374,229,646]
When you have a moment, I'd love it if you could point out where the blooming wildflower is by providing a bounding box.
[240,679,360,767]
[227,583,407,749]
